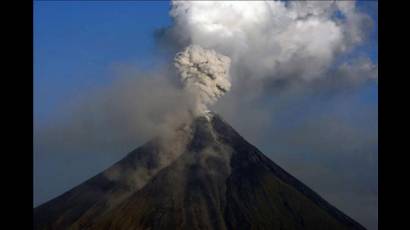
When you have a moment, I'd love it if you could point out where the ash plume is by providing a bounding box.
[35,2,378,228]
[166,0,376,84]
[174,45,231,116]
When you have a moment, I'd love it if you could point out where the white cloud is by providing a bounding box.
[169,0,374,82]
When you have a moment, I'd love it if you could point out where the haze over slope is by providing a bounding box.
[34,1,377,228]
[34,114,365,230]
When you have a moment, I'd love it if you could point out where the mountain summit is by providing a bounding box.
[34,113,366,230]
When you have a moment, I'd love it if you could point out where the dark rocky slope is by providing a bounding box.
[34,114,365,230]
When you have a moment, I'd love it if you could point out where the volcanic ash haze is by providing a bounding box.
[34,1,375,229]
[34,114,366,230]
[34,23,366,230]
[174,45,231,116]
[33,45,367,229]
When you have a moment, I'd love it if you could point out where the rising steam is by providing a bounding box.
[174,45,231,116]
[168,1,376,82]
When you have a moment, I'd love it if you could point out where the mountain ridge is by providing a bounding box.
[34,113,366,230]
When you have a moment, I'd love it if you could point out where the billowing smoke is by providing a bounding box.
[36,2,377,228]
[162,0,378,145]
[161,2,378,228]
[165,0,375,85]
[174,45,231,115]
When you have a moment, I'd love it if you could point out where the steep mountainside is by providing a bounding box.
[34,114,366,230]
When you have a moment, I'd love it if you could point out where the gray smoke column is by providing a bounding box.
[174,45,231,116]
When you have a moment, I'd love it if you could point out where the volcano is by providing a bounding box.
[34,113,365,230]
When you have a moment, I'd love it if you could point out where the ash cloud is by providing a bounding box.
[164,0,375,84]
[35,1,377,228]
[174,45,231,115]
[35,67,192,157]
[159,1,377,228]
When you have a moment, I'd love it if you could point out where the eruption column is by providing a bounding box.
[174,45,231,116]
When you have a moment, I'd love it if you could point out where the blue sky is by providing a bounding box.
[34,1,378,126]
[34,1,174,208]
[34,1,172,125]
[356,0,378,62]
